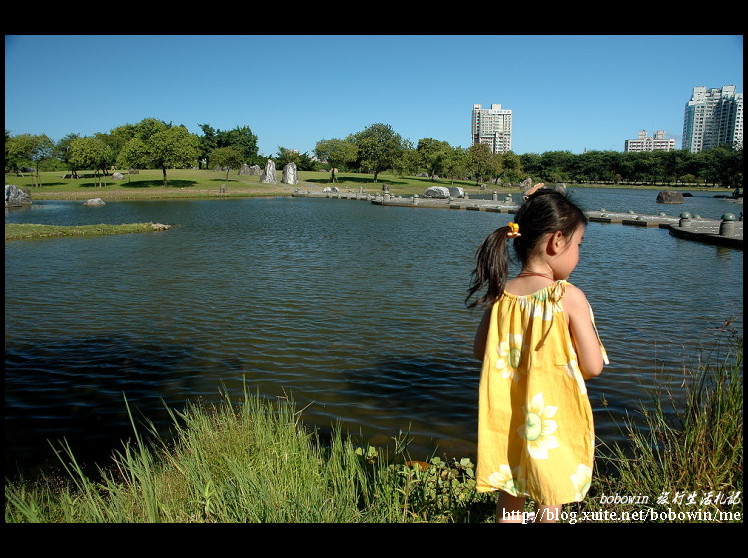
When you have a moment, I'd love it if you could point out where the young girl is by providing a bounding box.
[466,185,608,523]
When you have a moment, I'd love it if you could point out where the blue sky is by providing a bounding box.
[5,35,743,157]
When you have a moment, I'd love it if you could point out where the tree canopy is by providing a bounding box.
[349,123,407,182]
[117,119,199,186]
[5,119,743,190]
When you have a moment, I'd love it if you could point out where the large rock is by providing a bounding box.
[5,184,32,207]
[282,162,298,184]
[260,159,278,184]
[239,163,263,176]
[656,191,684,204]
[83,198,106,206]
[448,186,465,198]
[423,186,451,199]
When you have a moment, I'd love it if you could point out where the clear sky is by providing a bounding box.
[5,35,743,157]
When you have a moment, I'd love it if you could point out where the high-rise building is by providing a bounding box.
[682,85,743,153]
[472,104,512,153]
[625,130,676,152]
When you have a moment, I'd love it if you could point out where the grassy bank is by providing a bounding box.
[5,336,742,523]
[6,169,731,203]
[5,222,172,241]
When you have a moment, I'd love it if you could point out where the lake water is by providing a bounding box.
[5,188,743,477]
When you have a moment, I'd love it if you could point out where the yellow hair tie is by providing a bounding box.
[506,222,521,238]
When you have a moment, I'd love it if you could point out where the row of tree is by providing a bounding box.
[5,119,743,188]
[315,126,742,188]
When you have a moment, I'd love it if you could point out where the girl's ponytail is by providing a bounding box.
[465,223,514,309]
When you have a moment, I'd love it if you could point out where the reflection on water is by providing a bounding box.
[4,192,743,477]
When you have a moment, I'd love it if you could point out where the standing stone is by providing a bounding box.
[238,164,252,176]
[5,184,32,207]
[282,162,298,184]
[260,159,278,184]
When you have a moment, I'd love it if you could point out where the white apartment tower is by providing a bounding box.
[472,103,512,153]
[625,130,676,152]
[682,85,743,153]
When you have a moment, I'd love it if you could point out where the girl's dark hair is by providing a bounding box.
[465,188,588,309]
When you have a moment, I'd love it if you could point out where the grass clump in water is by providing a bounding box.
[5,222,171,241]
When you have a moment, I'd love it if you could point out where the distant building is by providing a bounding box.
[624,130,676,152]
[682,85,743,153]
[472,103,512,153]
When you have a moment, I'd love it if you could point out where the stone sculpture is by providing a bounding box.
[260,160,278,184]
[423,186,451,199]
[282,162,298,185]
[5,184,32,207]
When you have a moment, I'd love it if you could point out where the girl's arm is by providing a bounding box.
[564,284,605,379]
[473,306,492,361]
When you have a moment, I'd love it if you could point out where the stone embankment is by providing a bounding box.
[292,190,743,250]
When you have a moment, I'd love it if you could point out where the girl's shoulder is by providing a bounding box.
[560,281,591,313]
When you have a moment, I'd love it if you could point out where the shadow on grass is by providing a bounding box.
[118,180,200,188]
[306,176,410,186]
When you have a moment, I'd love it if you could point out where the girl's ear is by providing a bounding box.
[547,230,565,254]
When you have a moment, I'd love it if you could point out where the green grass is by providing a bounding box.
[5,222,171,241]
[3,387,493,523]
[5,168,488,201]
[579,333,743,523]
[4,334,742,523]
[8,168,729,203]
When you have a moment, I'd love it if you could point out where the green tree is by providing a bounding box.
[5,134,53,184]
[393,141,421,177]
[54,133,81,178]
[466,143,494,184]
[215,126,259,165]
[197,123,217,169]
[68,136,114,187]
[315,138,357,182]
[538,151,575,183]
[117,119,199,187]
[416,138,452,181]
[210,146,245,180]
[116,137,150,170]
[349,123,406,182]
[501,151,523,185]
[442,146,468,183]
[149,126,200,186]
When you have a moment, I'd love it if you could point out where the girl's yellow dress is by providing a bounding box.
[476,280,608,505]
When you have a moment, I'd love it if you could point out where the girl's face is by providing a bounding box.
[553,224,585,280]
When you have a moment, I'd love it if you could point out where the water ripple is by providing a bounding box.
[5,194,743,475]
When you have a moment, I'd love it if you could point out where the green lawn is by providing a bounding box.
[7,168,725,203]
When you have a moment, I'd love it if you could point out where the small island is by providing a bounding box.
[5,222,172,241]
